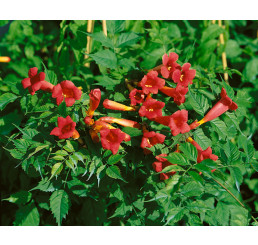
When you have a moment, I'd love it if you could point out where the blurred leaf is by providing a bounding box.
[0,93,18,111]
[89,50,117,69]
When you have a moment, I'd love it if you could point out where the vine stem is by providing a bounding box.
[84,20,95,67]
[211,177,257,223]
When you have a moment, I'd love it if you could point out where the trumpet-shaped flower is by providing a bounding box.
[139,98,165,120]
[159,84,188,105]
[190,88,238,129]
[160,52,180,79]
[100,128,130,155]
[98,117,141,129]
[129,89,145,105]
[103,99,136,111]
[139,71,165,94]
[50,116,79,139]
[172,63,196,87]
[141,131,166,149]
[87,88,101,118]
[52,80,82,107]
[22,67,54,95]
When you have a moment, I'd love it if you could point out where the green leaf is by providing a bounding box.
[116,32,141,48]
[159,165,185,173]
[122,127,142,137]
[238,135,255,163]
[193,128,212,150]
[243,58,258,83]
[188,171,204,185]
[107,154,125,165]
[31,178,62,192]
[106,165,127,182]
[223,141,240,163]
[94,75,120,89]
[89,50,117,69]
[96,165,106,187]
[188,90,209,116]
[165,207,185,225]
[229,166,243,192]
[64,140,75,152]
[164,152,189,166]
[13,202,40,226]
[225,40,242,59]
[58,101,67,117]
[106,20,125,34]
[181,181,204,197]
[179,142,198,162]
[3,191,32,205]
[210,118,227,140]
[80,31,114,48]
[201,24,224,43]
[50,163,63,180]
[50,190,70,226]
[0,93,18,111]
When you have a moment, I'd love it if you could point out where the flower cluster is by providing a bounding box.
[21,51,238,181]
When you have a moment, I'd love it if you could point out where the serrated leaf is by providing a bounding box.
[193,128,211,150]
[50,163,63,180]
[181,181,204,197]
[229,166,243,192]
[50,190,70,226]
[164,152,189,166]
[89,50,117,69]
[106,20,125,34]
[223,141,240,163]
[64,140,74,152]
[210,118,227,140]
[116,32,141,48]
[201,24,224,43]
[31,178,62,192]
[79,31,114,48]
[0,93,18,111]
[106,165,127,182]
[188,171,204,185]
[179,142,198,162]
[107,154,125,165]
[188,90,209,116]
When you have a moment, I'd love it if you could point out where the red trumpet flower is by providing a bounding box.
[98,117,141,129]
[172,63,196,87]
[169,110,191,136]
[103,99,136,111]
[86,88,101,118]
[52,80,82,107]
[152,154,176,180]
[159,84,188,105]
[139,71,165,94]
[186,137,218,163]
[156,110,190,136]
[190,88,238,130]
[160,52,180,79]
[141,131,166,155]
[129,89,145,106]
[21,67,54,95]
[138,98,165,120]
[100,128,131,155]
[50,116,79,139]
[141,131,166,148]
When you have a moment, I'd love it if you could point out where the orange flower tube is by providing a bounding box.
[103,99,136,111]
[98,117,141,129]
[0,56,11,63]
